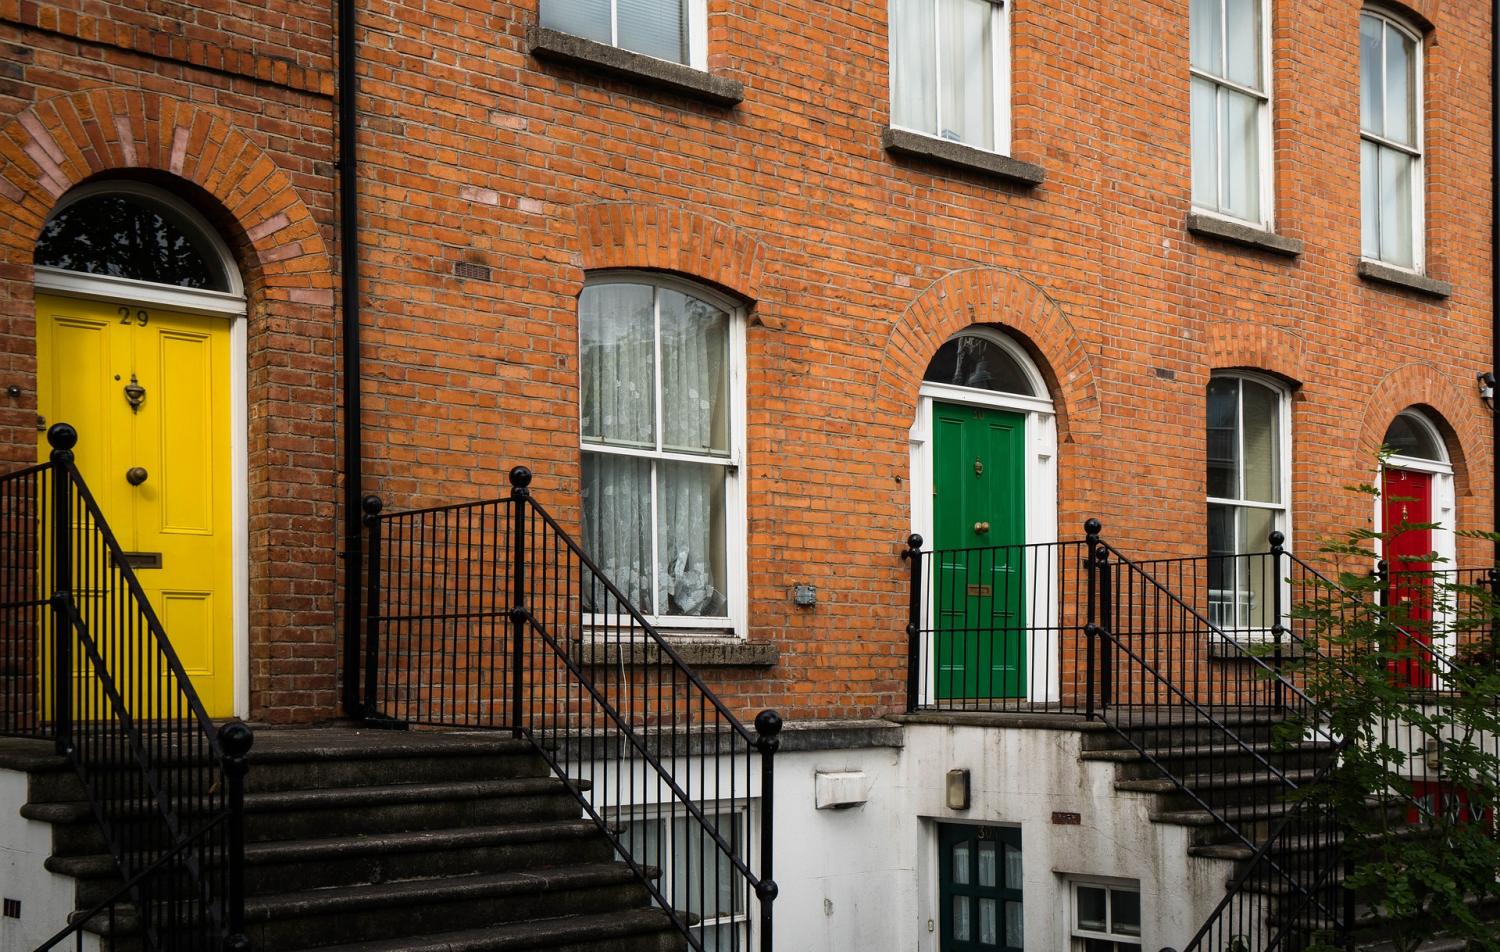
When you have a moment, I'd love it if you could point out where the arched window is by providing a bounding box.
[1383,409,1446,464]
[1360,8,1424,270]
[923,333,1037,396]
[35,182,239,295]
[579,274,744,630]
[1206,372,1290,630]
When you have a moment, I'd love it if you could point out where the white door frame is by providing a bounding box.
[34,182,250,717]
[907,331,1059,704]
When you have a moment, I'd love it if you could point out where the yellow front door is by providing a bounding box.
[35,293,235,718]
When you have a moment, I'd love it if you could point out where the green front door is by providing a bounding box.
[932,403,1026,700]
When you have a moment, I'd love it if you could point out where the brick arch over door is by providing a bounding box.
[0,88,340,722]
[872,267,1101,444]
[570,202,769,312]
[1207,320,1308,387]
[1359,363,1483,500]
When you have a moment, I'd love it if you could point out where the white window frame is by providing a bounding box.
[1374,409,1456,667]
[888,0,1013,155]
[907,329,1058,704]
[1068,878,1142,950]
[578,271,747,636]
[613,801,752,949]
[1206,371,1292,636]
[1189,0,1274,228]
[540,0,707,69]
[1360,8,1425,272]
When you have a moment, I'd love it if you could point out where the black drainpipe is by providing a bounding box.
[1492,0,1499,563]
[337,0,364,718]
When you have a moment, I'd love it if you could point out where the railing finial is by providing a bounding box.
[903,533,922,560]
[47,422,77,461]
[1268,529,1285,552]
[509,465,533,496]
[1084,517,1102,540]
[361,495,383,520]
[754,709,783,752]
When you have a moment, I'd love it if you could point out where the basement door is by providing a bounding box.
[932,403,1026,700]
[36,293,236,717]
[1383,467,1434,690]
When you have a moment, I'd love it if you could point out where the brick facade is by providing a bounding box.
[0,0,1492,724]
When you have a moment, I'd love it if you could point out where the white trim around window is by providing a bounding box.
[539,0,707,69]
[889,0,1012,155]
[578,271,747,636]
[1068,877,1142,951]
[1189,0,1274,228]
[1360,8,1425,272]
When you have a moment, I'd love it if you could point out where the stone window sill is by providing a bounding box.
[527,26,744,106]
[1186,212,1302,257]
[880,128,1044,187]
[578,638,778,668]
[1357,259,1452,299]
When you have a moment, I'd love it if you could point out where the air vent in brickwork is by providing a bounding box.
[454,261,492,282]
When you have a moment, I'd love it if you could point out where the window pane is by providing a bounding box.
[1004,900,1023,946]
[1384,414,1444,461]
[1379,148,1414,268]
[697,922,745,952]
[1239,380,1279,504]
[35,194,227,291]
[980,897,998,944]
[891,0,938,134]
[1003,843,1022,887]
[1224,0,1261,89]
[581,283,656,448]
[1112,888,1142,936]
[1191,78,1219,210]
[953,841,971,885]
[1223,87,1261,221]
[1360,13,1384,133]
[937,0,995,148]
[583,452,655,614]
[1206,377,1239,499]
[1362,139,1379,258]
[1190,0,1223,74]
[1239,506,1276,626]
[923,336,1035,394]
[1384,22,1415,146]
[660,289,730,455]
[1077,885,1108,931]
[657,461,728,617]
[540,0,612,45]
[671,813,740,920]
[1208,503,1236,625]
[977,841,997,887]
[954,896,972,940]
[618,0,688,63]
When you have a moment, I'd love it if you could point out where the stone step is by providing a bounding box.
[243,863,657,951]
[294,908,685,952]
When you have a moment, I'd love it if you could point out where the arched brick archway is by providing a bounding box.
[1359,363,1485,502]
[871,267,1101,444]
[1207,320,1308,386]
[570,202,768,312]
[0,88,339,722]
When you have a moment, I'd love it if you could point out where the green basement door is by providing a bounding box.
[932,403,1027,700]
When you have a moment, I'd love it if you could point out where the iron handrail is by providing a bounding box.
[1,425,251,952]
[356,466,780,952]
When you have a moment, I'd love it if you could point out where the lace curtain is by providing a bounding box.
[581,283,729,619]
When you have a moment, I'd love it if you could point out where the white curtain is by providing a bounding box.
[581,284,729,619]
[937,0,994,148]
[891,0,937,134]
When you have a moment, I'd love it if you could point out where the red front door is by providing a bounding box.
[1383,468,1435,688]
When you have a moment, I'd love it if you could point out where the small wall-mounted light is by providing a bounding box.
[945,768,971,811]
[792,583,816,607]
[1478,372,1495,409]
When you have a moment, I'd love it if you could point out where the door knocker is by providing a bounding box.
[123,374,146,413]
[973,458,984,477]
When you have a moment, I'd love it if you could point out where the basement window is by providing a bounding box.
[1070,880,1141,951]
[618,807,749,949]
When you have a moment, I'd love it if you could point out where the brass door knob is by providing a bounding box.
[126,467,148,486]
[974,521,990,534]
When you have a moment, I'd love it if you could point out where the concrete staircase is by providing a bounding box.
[10,729,685,952]
[1080,711,1496,951]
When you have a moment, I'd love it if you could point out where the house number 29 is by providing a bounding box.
[119,306,149,326]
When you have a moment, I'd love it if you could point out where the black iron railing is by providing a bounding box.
[0,425,250,952]
[355,467,780,952]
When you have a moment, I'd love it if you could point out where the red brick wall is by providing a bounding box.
[0,0,1493,724]
[0,9,340,722]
